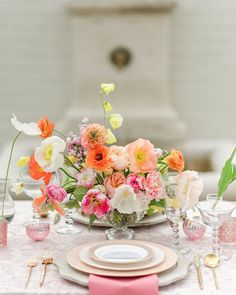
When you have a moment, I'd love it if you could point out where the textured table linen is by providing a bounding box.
[89,274,159,295]
[0,201,235,295]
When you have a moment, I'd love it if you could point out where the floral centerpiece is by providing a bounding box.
[9,83,190,239]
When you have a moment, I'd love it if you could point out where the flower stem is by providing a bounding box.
[1,131,22,216]
[64,156,80,172]
[99,94,106,127]
[59,167,77,181]
[54,129,67,139]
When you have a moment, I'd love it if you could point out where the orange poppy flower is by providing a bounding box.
[33,186,47,212]
[165,149,185,172]
[85,145,112,171]
[29,155,52,185]
[37,116,54,138]
[49,199,65,216]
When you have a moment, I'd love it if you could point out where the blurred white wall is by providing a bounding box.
[0,0,236,147]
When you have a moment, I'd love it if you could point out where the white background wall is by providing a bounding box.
[0,0,236,147]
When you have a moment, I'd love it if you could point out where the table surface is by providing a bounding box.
[0,201,235,295]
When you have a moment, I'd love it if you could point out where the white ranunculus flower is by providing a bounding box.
[34,136,66,172]
[11,113,41,136]
[110,145,129,171]
[110,184,141,214]
[175,170,203,210]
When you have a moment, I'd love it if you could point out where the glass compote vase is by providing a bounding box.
[105,210,144,240]
[197,193,235,261]
[164,173,190,254]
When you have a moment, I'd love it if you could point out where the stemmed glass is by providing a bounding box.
[197,193,235,261]
[164,173,190,254]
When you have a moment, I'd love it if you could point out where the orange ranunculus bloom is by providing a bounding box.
[37,116,54,138]
[85,145,112,171]
[166,149,185,172]
[29,155,52,185]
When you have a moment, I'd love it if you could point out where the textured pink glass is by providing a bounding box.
[219,218,236,245]
[183,218,206,240]
[0,218,8,247]
[26,222,50,241]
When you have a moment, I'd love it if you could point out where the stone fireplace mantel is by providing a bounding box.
[59,0,186,147]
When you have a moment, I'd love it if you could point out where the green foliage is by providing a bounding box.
[73,186,88,202]
[218,148,236,197]
[146,199,165,217]
[89,214,96,231]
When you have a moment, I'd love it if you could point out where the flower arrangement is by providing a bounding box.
[9,83,190,228]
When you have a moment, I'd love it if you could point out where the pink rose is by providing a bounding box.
[144,172,165,200]
[81,189,111,218]
[126,173,145,194]
[126,138,157,173]
[104,172,126,198]
[46,184,67,203]
[110,145,129,171]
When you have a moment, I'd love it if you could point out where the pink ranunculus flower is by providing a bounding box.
[104,172,126,198]
[126,138,157,173]
[76,168,96,189]
[110,145,129,171]
[126,173,145,194]
[46,184,67,203]
[144,172,165,200]
[81,189,111,218]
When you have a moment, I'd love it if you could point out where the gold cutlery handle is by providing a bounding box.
[25,266,32,288]
[196,267,203,289]
[40,263,47,287]
[212,268,219,289]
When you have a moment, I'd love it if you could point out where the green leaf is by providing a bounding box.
[73,186,88,202]
[96,173,103,185]
[217,148,236,197]
[64,200,76,209]
[88,214,96,231]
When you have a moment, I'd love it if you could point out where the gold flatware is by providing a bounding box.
[204,253,220,289]
[193,254,203,289]
[25,256,37,288]
[40,250,53,287]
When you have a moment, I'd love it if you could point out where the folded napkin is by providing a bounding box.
[89,274,159,295]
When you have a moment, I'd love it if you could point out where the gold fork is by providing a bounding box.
[40,250,53,287]
[25,257,37,288]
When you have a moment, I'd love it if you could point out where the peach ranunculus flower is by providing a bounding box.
[37,116,54,138]
[104,172,126,198]
[85,145,112,171]
[81,123,106,149]
[126,138,157,173]
[110,145,129,171]
[166,149,184,172]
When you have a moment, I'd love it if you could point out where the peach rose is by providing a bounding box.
[110,145,129,171]
[126,138,157,173]
[166,149,184,172]
[104,172,126,198]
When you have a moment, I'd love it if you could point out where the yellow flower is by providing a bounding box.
[11,182,24,195]
[100,83,115,96]
[103,101,113,113]
[109,114,123,129]
[16,156,30,167]
[106,128,117,144]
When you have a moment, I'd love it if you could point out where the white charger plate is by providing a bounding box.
[55,250,191,287]
[73,211,167,227]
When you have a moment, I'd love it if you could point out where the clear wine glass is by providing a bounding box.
[197,193,235,261]
[164,173,190,254]
[0,179,15,237]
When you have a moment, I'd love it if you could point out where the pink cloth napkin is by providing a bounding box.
[89,274,159,295]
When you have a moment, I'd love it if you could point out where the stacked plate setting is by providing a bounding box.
[66,240,179,277]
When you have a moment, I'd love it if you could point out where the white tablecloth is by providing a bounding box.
[0,201,235,295]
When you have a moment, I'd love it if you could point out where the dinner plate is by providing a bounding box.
[73,211,167,227]
[91,242,153,265]
[67,240,177,276]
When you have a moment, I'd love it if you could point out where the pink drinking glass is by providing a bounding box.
[26,222,50,241]
[0,218,8,247]
[219,217,236,245]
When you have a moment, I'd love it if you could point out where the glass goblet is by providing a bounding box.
[197,193,235,261]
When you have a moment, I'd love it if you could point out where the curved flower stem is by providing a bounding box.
[62,180,77,189]
[54,129,67,139]
[64,156,81,172]
[59,167,77,181]
[1,131,22,216]
[99,94,106,127]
